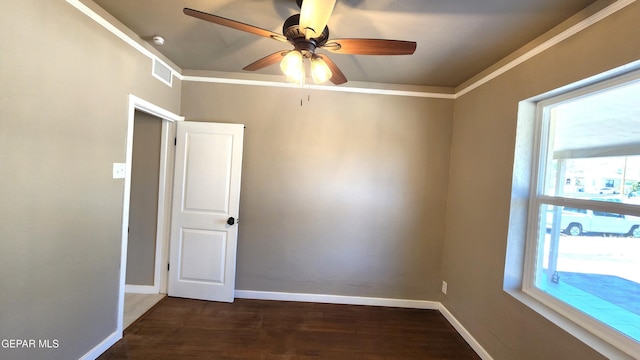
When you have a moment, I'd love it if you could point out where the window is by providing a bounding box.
[522,70,640,356]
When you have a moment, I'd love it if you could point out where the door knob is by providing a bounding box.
[227,217,235,226]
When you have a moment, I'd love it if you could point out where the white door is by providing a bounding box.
[168,121,244,302]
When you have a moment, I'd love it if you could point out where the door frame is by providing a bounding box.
[117,94,184,334]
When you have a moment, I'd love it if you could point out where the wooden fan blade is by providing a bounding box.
[316,54,347,85]
[299,0,336,39]
[243,51,289,71]
[322,39,417,55]
[184,8,286,42]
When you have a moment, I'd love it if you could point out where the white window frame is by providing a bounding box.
[521,69,640,358]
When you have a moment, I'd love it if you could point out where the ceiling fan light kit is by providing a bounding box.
[183,0,416,85]
[280,51,332,85]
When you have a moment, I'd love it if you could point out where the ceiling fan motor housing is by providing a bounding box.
[283,14,329,56]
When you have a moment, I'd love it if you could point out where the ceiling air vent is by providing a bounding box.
[152,58,173,87]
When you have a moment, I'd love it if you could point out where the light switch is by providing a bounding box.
[113,163,126,179]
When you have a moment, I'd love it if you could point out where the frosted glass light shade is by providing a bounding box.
[286,64,306,85]
[311,57,332,84]
[299,0,336,39]
[280,50,303,78]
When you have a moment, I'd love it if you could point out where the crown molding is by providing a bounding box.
[454,0,636,98]
[66,0,181,81]
[182,72,455,99]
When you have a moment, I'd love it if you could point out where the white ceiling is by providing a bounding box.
[92,0,597,87]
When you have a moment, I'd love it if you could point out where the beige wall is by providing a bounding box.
[442,2,640,360]
[181,83,453,300]
[126,111,163,286]
[0,1,181,359]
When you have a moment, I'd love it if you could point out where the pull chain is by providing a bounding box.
[300,93,311,106]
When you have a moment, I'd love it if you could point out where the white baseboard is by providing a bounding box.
[79,330,121,360]
[125,284,158,294]
[439,304,494,360]
[234,290,440,310]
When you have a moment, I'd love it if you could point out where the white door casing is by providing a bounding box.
[168,121,244,302]
[117,95,183,338]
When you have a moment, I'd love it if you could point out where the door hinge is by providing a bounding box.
[174,138,177,146]
[167,263,170,271]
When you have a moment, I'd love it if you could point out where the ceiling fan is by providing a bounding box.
[183,0,417,85]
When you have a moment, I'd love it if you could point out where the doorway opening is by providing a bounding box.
[118,95,183,333]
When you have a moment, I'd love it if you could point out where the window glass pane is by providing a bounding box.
[537,204,640,341]
[541,78,640,200]
[544,156,640,202]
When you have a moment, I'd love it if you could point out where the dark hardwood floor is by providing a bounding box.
[99,297,480,359]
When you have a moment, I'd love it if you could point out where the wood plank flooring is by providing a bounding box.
[100,297,480,359]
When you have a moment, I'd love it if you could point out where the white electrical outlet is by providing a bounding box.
[442,281,448,294]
